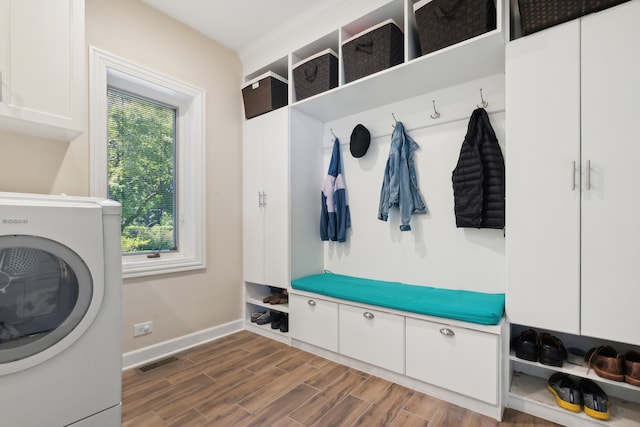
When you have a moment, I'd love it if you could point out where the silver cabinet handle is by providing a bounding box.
[585,160,591,191]
[307,299,316,306]
[571,161,576,191]
[363,311,374,319]
[440,328,455,336]
[258,191,263,207]
[262,192,267,207]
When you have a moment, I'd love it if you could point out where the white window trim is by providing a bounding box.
[89,46,206,278]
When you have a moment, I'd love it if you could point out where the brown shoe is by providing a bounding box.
[624,350,640,387]
[585,346,624,382]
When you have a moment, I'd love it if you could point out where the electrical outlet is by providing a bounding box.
[133,321,153,337]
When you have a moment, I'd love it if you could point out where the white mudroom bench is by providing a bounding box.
[289,272,508,420]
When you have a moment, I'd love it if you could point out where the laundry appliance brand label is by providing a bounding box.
[2,218,28,224]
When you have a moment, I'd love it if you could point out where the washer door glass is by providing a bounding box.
[0,236,92,364]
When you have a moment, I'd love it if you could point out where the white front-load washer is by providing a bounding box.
[0,192,122,427]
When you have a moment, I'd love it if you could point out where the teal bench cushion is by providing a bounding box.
[291,272,505,325]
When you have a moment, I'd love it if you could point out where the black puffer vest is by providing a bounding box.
[452,108,505,229]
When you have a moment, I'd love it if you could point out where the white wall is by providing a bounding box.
[85,0,244,353]
[321,74,506,294]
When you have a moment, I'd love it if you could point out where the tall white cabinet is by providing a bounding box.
[242,108,291,340]
[242,108,289,289]
[506,0,640,347]
[0,0,84,141]
[506,1,640,425]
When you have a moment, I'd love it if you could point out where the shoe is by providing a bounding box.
[255,311,273,325]
[514,329,539,362]
[624,350,640,386]
[270,294,289,305]
[279,314,288,333]
[250,311,265,323]
[579,378,610,421]
[585,346,624,382]
[271,312,284,329]
[539,333,566,367]
[268,293,286,304]
[546,373,581,413]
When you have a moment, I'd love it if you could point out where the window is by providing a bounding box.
[107,88,177,254]
[89,47,206,278]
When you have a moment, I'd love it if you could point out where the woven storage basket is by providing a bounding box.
[293,49,338,101]
[342,19,404,84]
[241,72,288,119]
[414,0,496,56]
[518,0,630,35]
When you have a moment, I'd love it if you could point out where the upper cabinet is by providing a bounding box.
[0,0,84,141]
[244,0,507,123]
[506,1,640,346]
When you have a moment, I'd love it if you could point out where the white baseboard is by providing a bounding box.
[122,319,244,370]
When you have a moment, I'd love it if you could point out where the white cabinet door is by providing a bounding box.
[0,0,84,141]
[580,2,640,346]
[405,318,499,404]
[262,108,290,289]
[243,114,266,284]
[339,304,404,374]
[505,21,581,334]
[242,108,289,288]
[289,294,338,352]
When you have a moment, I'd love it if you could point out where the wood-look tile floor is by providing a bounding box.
[122,331,560,427]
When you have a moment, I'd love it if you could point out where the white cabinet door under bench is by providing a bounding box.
[339,303,405,374]
[289,293,338,352]
[405,317,500,405]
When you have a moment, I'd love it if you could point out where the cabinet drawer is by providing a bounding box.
[405,318,499,404]
[339,304,404,373]
[289,294,338,352]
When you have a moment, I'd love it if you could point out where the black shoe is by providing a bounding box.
[271,312,284,329]
[279,314,288,333]
[547,373,581,413]
[514,329,539,362]
[579,378,610,421]
[539,333,566,367]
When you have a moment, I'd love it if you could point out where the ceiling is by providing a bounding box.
[141,0,334,53]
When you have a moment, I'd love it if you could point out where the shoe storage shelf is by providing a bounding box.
[289,289,507,420]
[508,325,640,426]
[242,0,508,123]
[244,282,289,344]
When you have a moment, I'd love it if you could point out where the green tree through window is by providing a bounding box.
[107,87,177,254]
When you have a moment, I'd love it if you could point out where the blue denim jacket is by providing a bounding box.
[378,122,427,231]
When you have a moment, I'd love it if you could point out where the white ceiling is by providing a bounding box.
[141,0,332,53]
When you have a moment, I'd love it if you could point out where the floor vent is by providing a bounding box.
[137,356,179,373]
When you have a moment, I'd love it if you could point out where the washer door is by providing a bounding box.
[0,235,94,370]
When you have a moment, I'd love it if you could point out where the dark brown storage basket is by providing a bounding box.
[413,0,496,56]
[293,49,338,101]
[241,72,288,119]
[342,19,404,84]
[518,0,630,35]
